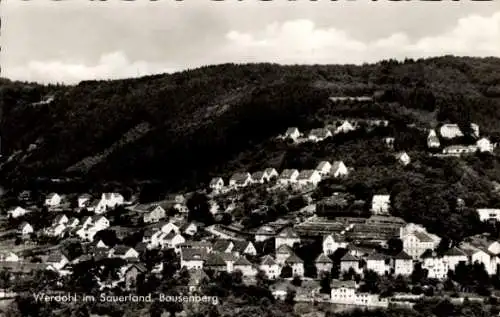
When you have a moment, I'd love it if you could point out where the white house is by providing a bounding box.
[440,123,479,139]
[164,232,186,249]
[110,246,139,259]
[335,121,356,134]
[180,249,206,270]
[316,161,332,176]
[161,222,181,235]
[315,253,333,273]
[233,241,257,257]
[98,193,125,212]
[371,195,390,215]
[442,145,478,155]
[477,138,494,153]
[264,168,279,181]
[275,245,295,265]
[285,254,304,277]
[340,253,362,274]
[209,177,224,192]
[284,127,301,141]
[260,255,280,279]
[140,205,167,224]
[422,253,449,279]
[251,171,267,184]
[91,216,110,231]
[46,253,69,271]
[275,227,301,249]
[0,251,19,262]
[427,130,440,148]
[323,234,348,255]
[393,251,414,276]
[308,128,332,142]
[395,152,411,166]
[443,247,468,270]
[461,246,497,275]
[53,214,69,226]
[402,231,438,260]
[183,222,199,236]
[45,193,62,207]
[18,222,34,236]
[7,206,30,218]
[477,209,500,222]
[331,161,349,178]
[233,257,257,277]
[229,173,253,188]
[384,137,395,149]
[278,169,300,186]
[296,170,322,186]
[331,280,389,307]
[77,194,93,208]
[366,254,389,276]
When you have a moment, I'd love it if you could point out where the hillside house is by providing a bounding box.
[467,236,500,255]
[315,253,333,273]
[136,205,166,224]
[0,251,20,262]
[340,253,362,274]
[308,128,332,142]
[109,245,139,259]
[255,225,276,242]
[443,247,468,270]
[180,249,207,270]
[395,152,411,166]
[278,169,300,186]
[164,232,186,249]
[213,240,234,253]
[335,121,356,134]
[461,245,498,275]
[331,161,349,178]
[233,256,257,277]
[477,209,500,222]
[209,177,224,192]
[18,222,34,237]
[285,254,305,277]
[233,241,257,256]
[229,173,252,188]
[264,168,279,181]
[323,234,348,255]
[297,170,322,187]
[182,222,200,236]
[97,193,125,212]
[477,138,494,153]
[316,161,332,176]
[366,253,390,276]
[53,214,69,226]
[7,206,30,218]
[284,127,301,141]
[45,193,62,207]
[371,195,390,215]
[331,280,389,307]
[251,171,267,184]
[260,255,280,279]
[402,231,437,260]
[78,194,93,208]
[427,130,440,148]
[46,253,69,271]
[161,222,181,235]
[275,245,295,265]
[384,137,395,149]
[440,123,479,139]
[124,264,147,290]
[392,251,413,276]
[275,227,301,249]
[205,253,228,272]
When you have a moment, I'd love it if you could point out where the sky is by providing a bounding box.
[1,0,499,84]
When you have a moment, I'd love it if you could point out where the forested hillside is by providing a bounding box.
[1,56,500,194]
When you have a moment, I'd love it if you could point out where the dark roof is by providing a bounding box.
[181,248,207,261]
[234,256,253,266]
[444,247,467,257]
[252,171,266,181]
[285,254,304,264]
[331,280,356,289]
[261,255,277,266]
[279,169,299,179]
[393,251,412,260]
[315,253,333,263]
[230,173,251,184]
[366,253,387,261]
[0,262,48,273]
[213,240,233,252]
[233,241,253,253]
[413,232,434,243]
[205,253,226,267]
[340,254,359,262]
[112,245,134,256]
[126,263,147,273]
[276,244,294,255]
[297,170,318,180]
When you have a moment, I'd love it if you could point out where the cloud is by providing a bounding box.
[222,12,500,65]
[4,52,178,84]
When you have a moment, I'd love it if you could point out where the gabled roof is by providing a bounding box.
[331,161,345,171]
[125,263,147,273]
[412,231,434,243]
[264,168,277,175]
[79,193,93,199]
[444,247,467,257]
[46,193,59,199]
[213,239,233,252]
[234,256,253,266]
[340,253,359,262]
[210,177,223,186]
[393,251,412,260]
[219,252,237,262]
[309,128,331,138]
[315,253,333,264]
[276,244,294,255]
[316,161,331,170]
[230,173,251,184]
[261,255,277,266]
[297,169,318,180]
[18,222,31,230]
[112,245,135,256]
[331,280,356,289]
[233,241,252,253]
[278,227,299,238]
[285,254,303,264]
[279,169,299,179]
[251,171,266,181]
[286,127,299,135]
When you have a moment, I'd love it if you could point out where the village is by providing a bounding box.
[1,106,500,315]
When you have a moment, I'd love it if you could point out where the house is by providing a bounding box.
[308,128,332,142]
[67,217,80,228]
[233,241,257,256]
[18,222,34,236]
[278,169,300,185]
[340,253,362,274]
[477,209,500,222]
[440,123,479,139]
[138,205,166,224]
[91,215,110,231]
[53,214,69,226]
[395,152,411,166]
[323,234,348,255]
[442,145,478,155]
[164,232,186,249]
[251,171,267,184]
[443,247,468,270]
[297,170,322,186]
[0,251,20,262]
[78,194,93,208]
[284,127,301,141]
[316,161,332,176]
[98,193,125,212]
[229,173,252,188]
[205,253,227,272]
[260,255,280,279]
[209,177,224,192]
[96,240,109,249]
[477,138,494,152]
[366,253,389,276]
[330,280,388,307]
[182,222,200,236]
[264,168,279,181]
[124,264,147,290]
[461,245,497,275]
[331,161,349,178]
[275,227,301,249]
[285,254,304,277]
[187,269,208,293]
[110,245,139,259]
[402,231,438,260]
[208,200,220,215]
[46,253,69,270]
[315,253,333,273]
[392,251,413,276]
[384,137,395,149]
[255,225,276,242]
[371,195,390,215]
[213,240,234,253]
[161,222,181,235]
[45,193,62,207]
[335,120,356,134]
[180,248,206,270]
[275,245,295,265]
[7,206,30,218]
[427,130,441,148]
[233,256,257,277]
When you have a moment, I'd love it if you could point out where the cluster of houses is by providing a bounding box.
[208,160,350,194]
[426,123,496,155]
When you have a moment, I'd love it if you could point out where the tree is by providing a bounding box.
[360,270,380,294]
[186,193,214,225]
[291,275,302,287]
[280,265,293,278]
[387,238,403,255]
[320,272,331,294]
